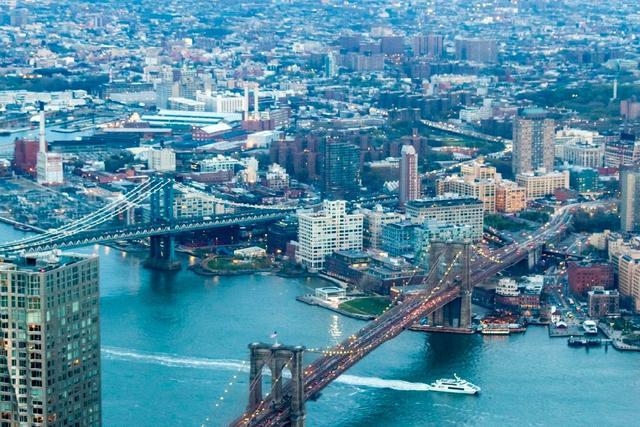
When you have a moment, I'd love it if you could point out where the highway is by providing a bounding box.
[232,203,574,426]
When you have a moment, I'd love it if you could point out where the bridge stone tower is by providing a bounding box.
[144,176,181,271]
[426,240,472,331]
[247,343,306,427]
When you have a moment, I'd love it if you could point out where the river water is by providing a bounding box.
[0,127,94,156]
[1,224,638,426]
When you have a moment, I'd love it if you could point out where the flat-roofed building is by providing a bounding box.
[588,287,620,317]
[297,200,363,271]
[405,195,484,242]
[516,169,570,200]
[360,205,402,249]
[496,180,527,213]
[0,252,101,426]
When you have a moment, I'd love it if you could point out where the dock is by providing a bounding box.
[295,295,375,321]
[598,323,640,352]
[410,324,475,334]
[548,324,585,337]
[567,337,610,347]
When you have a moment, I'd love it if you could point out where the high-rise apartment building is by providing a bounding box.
[411,34,443,57]
[620,166,640,232]
[495,180,527,213]
[399,145,420,206]
[297,200,363,271]
[611,245,640,313]
[512,108,555,175]
[321,138,360,200]
[405,196,484,242]
[0,252,100,426]
[454,38,497,63]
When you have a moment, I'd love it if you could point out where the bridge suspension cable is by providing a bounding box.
[0,178,170,253]
[0,179,162,251]
[0,179,155,250]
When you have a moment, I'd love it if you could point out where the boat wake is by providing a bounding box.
[102,347,431,392]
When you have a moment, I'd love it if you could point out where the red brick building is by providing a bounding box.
[567,261,614,296]
[13,138,39,175]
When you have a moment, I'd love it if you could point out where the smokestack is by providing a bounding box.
[243,83,249,120]
[38,102,46,153]
[613,79,618,100]
[254,83,259,118]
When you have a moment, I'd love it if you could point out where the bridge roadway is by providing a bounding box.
[0,210,292,253]
[234,206,573,426]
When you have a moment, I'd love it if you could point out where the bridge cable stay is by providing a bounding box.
[0,178,165,251]
[9,178,159,240]
[365,251,446,331]
[211,352,276,427]
[323,254,464,368]
[313,253,462,366]
[0,179,170,252]
[308,255,464,375]
[235,352,284,426]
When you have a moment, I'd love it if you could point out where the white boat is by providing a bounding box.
[481,324,510,335]
[430,374,481,395]
[582,320,598,335]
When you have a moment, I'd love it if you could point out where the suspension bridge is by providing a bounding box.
[0,177,296,269]
[231,205,573,426]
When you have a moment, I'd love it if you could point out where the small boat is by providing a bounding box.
[481,324,510,335]
[430,374,480,395]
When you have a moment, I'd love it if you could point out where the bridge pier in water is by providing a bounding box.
[144,177,182,271]
[246,343,306,427]
[145,235,181,271]
[426,241,473,332]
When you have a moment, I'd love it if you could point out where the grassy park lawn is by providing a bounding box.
[206,256,271,272]
[339,297,391,316]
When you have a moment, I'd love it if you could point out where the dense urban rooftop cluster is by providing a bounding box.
[0,1,640,425]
